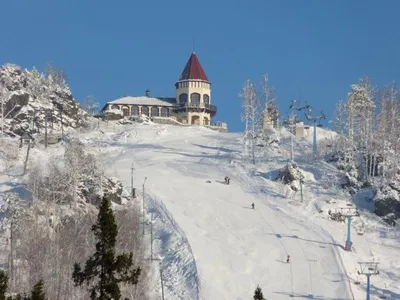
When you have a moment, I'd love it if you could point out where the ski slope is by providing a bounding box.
[75,121,400,299]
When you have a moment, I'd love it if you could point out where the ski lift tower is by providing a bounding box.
[337,204,359,251]
[357,261,380,300]
[284,114,297,162]
[304,108,326,154]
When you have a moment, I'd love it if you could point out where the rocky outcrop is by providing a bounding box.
[0,64,88,137]
[373,184,400,224]
[276,162,301,191]
[339,172,361,195]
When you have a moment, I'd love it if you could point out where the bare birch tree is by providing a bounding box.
[239,79,261,164]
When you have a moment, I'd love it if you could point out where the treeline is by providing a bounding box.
[332,77,400,183]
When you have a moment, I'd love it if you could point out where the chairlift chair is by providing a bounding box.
[317,123,323,127]
[326,144,332,148]
[304,125,310,129]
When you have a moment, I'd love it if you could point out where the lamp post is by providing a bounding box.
[142,177,147,235]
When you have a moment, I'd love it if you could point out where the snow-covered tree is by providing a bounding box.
[82,95,99,116]
[239,79,261,164]
[260,74,278,130]
[45,62,68,89]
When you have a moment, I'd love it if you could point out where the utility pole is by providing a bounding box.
[357,261,379,300]
[160,262,165,300]
[131,163,135,199]
[150,212,154,260]
[290,129,294,162]
[9,220,14,289]
[142,177,147,235]
[300,174,304,202]
[313,120,317,154]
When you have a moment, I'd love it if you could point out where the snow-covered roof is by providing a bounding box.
[107,96,175,107]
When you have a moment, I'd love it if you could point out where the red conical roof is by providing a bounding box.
[178,52,209,82]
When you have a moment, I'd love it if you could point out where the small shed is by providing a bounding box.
[20,132,34,147]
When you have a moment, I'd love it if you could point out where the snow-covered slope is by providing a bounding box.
[76,122,400,300]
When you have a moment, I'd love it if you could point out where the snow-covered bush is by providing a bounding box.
[103,108,123,121]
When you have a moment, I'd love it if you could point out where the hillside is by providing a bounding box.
[1,119,399,299]
[76,122,400,299]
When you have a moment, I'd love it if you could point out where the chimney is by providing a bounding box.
[145,89,150,97]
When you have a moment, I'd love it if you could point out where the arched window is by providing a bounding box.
[141,106,149,116]
[161,107,169,117]
[179,93,188,105]
[111,104,119,110]
[203,94,210,104]
[151,106,159,117]
[190,93,200,106]
[131,105,139,116]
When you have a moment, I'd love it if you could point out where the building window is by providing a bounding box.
[161,107,169,117]
[131,105,139,116]
[141,106,149,116]
[151,106,159,117]
[111,104,119,110]
[203,94,210,104]
[190,93,200,106]
[179,93,188,105]
[122,107,129,117]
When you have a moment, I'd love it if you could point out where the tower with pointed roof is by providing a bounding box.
[174,52,216,125]
[101,51,227,131]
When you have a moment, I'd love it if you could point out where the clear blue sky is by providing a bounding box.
[1,0,399,132]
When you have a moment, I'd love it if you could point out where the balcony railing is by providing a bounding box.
[172,102,217,112]
[210,121,227,129]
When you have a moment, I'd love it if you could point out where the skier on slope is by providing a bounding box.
[286,255,290,263]
[224,176,230,185]
[251,203,255,209]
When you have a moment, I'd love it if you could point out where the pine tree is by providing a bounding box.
[253,285,266,300]
[0,270,8,300]
[30,280,45,300]
[72,196,141,300]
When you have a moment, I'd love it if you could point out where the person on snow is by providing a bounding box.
[224,176,230,185]
[286,255,290,263]
[251,203,255,209]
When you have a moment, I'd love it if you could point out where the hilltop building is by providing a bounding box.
[101,52,227,131]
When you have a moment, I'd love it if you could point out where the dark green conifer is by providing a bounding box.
[253,285,266,300]
[0,270,8,300]
[30,280,45,300]
[72,196,141,300]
